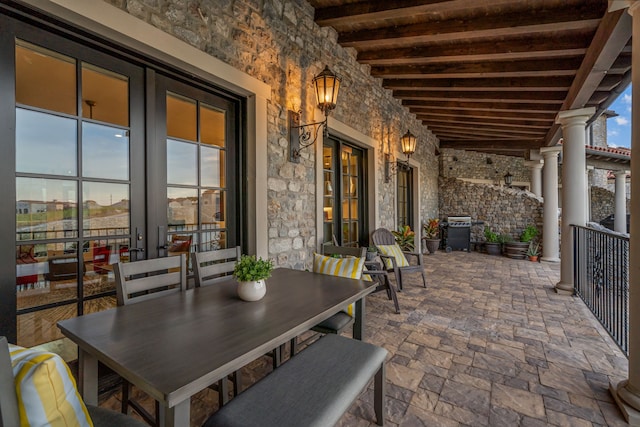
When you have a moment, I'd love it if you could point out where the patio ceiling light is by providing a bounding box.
[288,65,341,162]
[385,130,417,183]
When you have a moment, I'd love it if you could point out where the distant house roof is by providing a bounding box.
[585,145,631,157]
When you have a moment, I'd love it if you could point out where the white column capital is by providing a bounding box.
[540,146,562,158]
[524,160,543,169]
[555,107,596,126]
[529,149,542,161]
[613,170,629,177]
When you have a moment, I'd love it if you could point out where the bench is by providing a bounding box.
[203,334,388,427]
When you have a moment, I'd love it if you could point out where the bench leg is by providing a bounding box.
[374,362,385,426]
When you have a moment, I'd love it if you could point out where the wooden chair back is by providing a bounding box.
[113,254,187,306]
[321,244,366,259]
[371,228,396,246]
[193,246,242,287]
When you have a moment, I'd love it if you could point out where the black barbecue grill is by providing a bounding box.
[442,216,472,252]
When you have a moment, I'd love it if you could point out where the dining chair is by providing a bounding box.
[113,254,187,426]
[193,247,243,406]
[0,336,147,427]
[372,228,427,290]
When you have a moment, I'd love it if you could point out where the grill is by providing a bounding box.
[443,216,472,252]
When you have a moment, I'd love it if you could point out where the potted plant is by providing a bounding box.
[504,224,538,259]
[233,254,274,301]
[484,226,501,256]
[366,246,378,261]
[422,218,441,255]
[526,242,540,262]
[392,225,415,251]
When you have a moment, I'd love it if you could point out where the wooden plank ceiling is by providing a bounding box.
[307,0,632,157]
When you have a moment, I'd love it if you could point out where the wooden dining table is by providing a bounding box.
[57,267,377,427]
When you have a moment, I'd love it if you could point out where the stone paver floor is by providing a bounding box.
[100,251,630,426]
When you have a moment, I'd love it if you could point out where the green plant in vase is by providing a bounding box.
[233,254,274,301]
[392,225,415,251]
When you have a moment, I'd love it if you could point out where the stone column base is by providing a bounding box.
[541,257,560,263]
[611,380,640,426]
[554,281,574,295]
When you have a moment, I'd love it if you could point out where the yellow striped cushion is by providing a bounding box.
[377,244,410,269]
[9,344,93,427]
[313,253,369,316]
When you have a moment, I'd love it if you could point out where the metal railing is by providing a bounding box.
[573,225,629,356]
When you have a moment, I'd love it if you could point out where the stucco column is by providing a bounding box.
[540,147,561,262]
[555,107,594,294]
[611,2,640,423]
[614,170,627,232]
[524,160,543,197]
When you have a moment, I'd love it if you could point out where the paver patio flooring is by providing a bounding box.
[101,251,630,426]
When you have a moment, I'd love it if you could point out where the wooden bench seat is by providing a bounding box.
[203,334,388,427]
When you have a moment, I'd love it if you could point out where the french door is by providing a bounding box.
[322,137,368,247]
[397,166,414,230]
[1,13,243,349]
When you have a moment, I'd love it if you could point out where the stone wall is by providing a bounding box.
[440,148,528,186]
[591,185,630,222]
[103,0,440,268]
[439,177,543,243]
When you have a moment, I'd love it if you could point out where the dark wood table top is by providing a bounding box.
[58,267,375,408]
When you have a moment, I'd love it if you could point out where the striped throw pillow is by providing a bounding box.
[377,244,410,269]
[313,253,369,316]
[9,344,93,427]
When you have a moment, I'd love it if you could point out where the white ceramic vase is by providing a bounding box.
[237,279,266,301]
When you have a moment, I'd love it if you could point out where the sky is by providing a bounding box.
[606,84,632,148]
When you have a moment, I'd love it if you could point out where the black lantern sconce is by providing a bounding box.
[288,66,341,162]
[504,171,513,187]
[384,130,417,183]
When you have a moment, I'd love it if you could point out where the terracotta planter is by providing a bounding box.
[528,255,539,262]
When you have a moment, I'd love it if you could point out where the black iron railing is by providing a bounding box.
[573,225,629,356]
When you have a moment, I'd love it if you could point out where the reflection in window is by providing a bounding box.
[167,92,196,142]
[15,40,76,115]
[167,187,198,232]
[201,189,225,229]
[167,139,197,185]
[200,103,225,147]
[16,178,78,240]
[16,109,77,176]
[81,63,129,126]
[201,146,225,188]
[82,122,129,180]
[82,182,129,237]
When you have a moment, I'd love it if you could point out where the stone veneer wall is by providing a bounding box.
[439,178,543,243]
[103,0,440,268]
[591,186,630,222]
[440,148,528,185]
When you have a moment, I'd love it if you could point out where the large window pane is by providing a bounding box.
[201,146,224,188]
[17,303,77,348]
[17,178,78,240]
[201,189,225,229]
[200,103,225,147]
[167,139,197,185]
[167,92,196,141]
[82,122,129,180]
[167,187,198,232]
[81,63,129,127]
[16,109,77,176]
[15,40,76,115]
[82,182,129,237]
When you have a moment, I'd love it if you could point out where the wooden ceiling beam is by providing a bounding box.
[358,33,591,65]
[410,109,555,122]
[383,76,573,91]
[370,57,582,79]
[401,99,559,113]
[545,8,631,144]
[416,115,551,129]
[394,90,566,103]
[338,5,604,48]
[428,125,545,138]
[440,140,544,150]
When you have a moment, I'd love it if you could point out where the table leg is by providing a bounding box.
[354,297,366,341]
[77,349,98,406]
[159,399,190,427]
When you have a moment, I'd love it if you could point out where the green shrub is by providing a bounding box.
[520,224,539,242]
[233,254,274,282]
[484,226,498,243]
